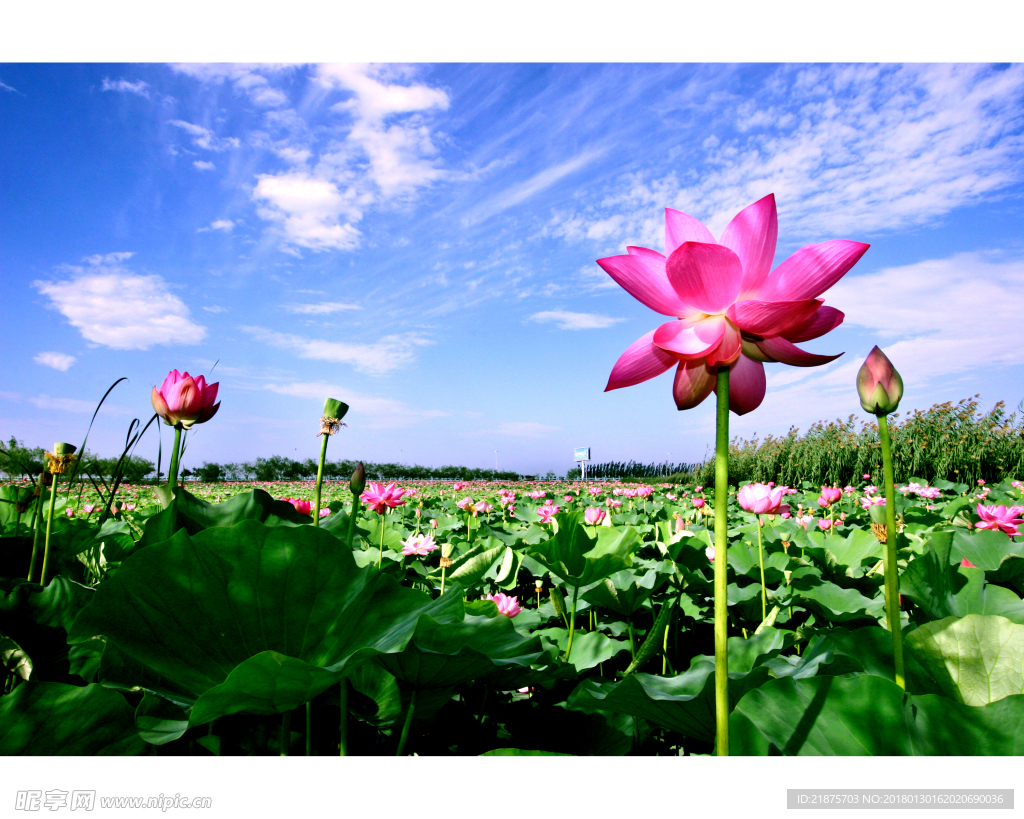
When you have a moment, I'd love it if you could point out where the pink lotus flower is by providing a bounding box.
[863,474,872,480]
[83,504,96,514]
[430,518,439,529]
[737,483,787,515]
[151,369,220,428]
[818,486,842,506]
[485,592,523,618]
[600,195,867,414]
[456,496,475,512]
[975,504,1023,537]
[705,546,715,561]
[527,490,546,500]
[692,498,705,509]
[283,498,312,515]
[584,507,607,525]
[319,508,331,517]
[360,482,407,514]
[537,505,559,523]
[66,508,75,518]
[817,518,834,531]
[401,533,439,556]
[605,498,622,508]
[961,558,977,568]
[474,500,493,514]
[453,482,465,491]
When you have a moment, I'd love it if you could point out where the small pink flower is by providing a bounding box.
[584,507,607,525]
[401,533,439,556]
[319,508,331,517]
[564,495,574,502]
[738,483,787,515]
[453,482,465,491]
[818,486,842,506]
[66,508,75,518]
[705,546,715,561]
[284,498,312,515]
[474,500,493,514]
[605,498,622,508]
[863,473,871,480]
[537,505,560,523]
[83,504,96,514]
[456,496,475,512]
[485,592,522,618]
[430,518,439,529]
[978,479,986,486]
[666,493,677,500]
[817,518,833,531]
[692,498,705,509]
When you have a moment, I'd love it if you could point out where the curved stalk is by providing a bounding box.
[879,414,906,689]
[40,474,59,585]
[166,425,183,489]
[564,584,580,662]
[714,366,730,756]
[312,434,329,527]
[396,689,417,756]
[27,473,45,582]
[756,515,767,623]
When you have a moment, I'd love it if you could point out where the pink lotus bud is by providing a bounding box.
[737,482,786,515]
[856,346,903,416]
[692,498,705,509]
[350,462,366,495]
[151,369,220,428]
[705,546,715,561]
[584,507,606,526]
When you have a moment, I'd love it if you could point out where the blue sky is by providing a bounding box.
[2,62,1024,476]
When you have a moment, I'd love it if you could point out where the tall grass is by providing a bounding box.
[681,397,1024,487]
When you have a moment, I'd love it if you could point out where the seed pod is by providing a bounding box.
[550,586,568,626]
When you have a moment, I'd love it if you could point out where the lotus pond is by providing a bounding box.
[3,470,1024,756]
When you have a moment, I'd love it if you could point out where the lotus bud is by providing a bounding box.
[857,346,903,416]
[349,462,366,495]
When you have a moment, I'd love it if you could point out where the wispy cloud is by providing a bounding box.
[548,64,1024,249]
[197,219,234,232]
[193,160,215,171]
[1,79,22,94]
[242,326,431,375]
[264,381,447,428]
[101,78,150,98]
[529,310,626,330]
[34,352,76,371]
[285,302,361,314]
[466,150,605,226]
[477,421,562,439]
[169,120,240,152]
[35,254,206,350]
[28,395,133,416]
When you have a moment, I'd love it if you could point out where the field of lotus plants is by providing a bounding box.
[4,194,1024,757]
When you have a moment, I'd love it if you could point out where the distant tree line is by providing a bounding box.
[190,456,522,483]
[0,437,154,483]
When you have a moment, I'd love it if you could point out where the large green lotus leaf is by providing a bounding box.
[481,748,572,756]
[0,485,36,528]
[786,580,884,623]
[731,674,1024,755]
[1,635,32,681]
[727,539,791,581]
[582,569,662,616]
[903,532,1024,623]
[904,614,1024,705]
[135,692,190,745]
[424,538,506,589]
[567,663,771,743]
[542,629,630,673]
[347,662,402,728]
[0,681,146,755]
[800,528,885,575]
[375,613,545,689]
[68,521,464,717]
[137,487,309,549]
[96,642,196,708]
[527,511,638,587]
[0,577,94,684]
[949,529,1023,571]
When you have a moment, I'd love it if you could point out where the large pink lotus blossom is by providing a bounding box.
[360,482,407,514]
[537,505,560,523]
[975,504,1023,537]
[485,592,523,618]
[584,507,607,526]
[737,483,788,515]
[151,369,220,428]
[401,533,439,556]
[818,486,843,506]
[600,195,867,414]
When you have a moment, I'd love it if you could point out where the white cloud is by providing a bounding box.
[285,302,361,314]
[169,120,240,152]
[193,160,215,171]
[252,172,362,251]
[318,63,449,121]
[197,218,234,232]
[466,150,605,226]
[264,381,447,429]
[101,78,150,98]
[34,352,76,371]
[484,422,562,439]
[551,64,1024,248]
[529,310,626,330]
[28,395,133,416]
[242,326,431,375]
[34,254,206,350]
[202,305,227,313]
[0,79,19,94]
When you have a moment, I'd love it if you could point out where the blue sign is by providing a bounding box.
[574,447,590,462]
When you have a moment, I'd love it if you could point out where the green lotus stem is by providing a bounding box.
[346,497,360,550]
[440,563,447,596]
[306,701,312,755]
[628,622,635,660]
[396,688,417,756]
[714,366,730,756]
[40,473,59,585]
[564,584,580,662]
[377,512,385,570]
[279,709,291,756]
[312,434,329,528]
[27,473,45,582]
[878,414,906,690]
[339,680,348,756]
[662,621,670,675]
[166,425,183,489]
[756,515,767,623]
